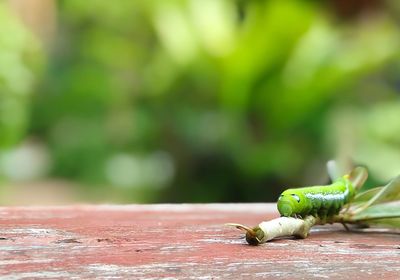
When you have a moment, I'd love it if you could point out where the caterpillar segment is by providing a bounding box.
[277,176,355,222]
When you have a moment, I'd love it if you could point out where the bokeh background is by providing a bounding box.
[1,0,400,205]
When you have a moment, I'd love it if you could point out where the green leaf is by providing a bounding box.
[363,218,400,228]
[357,175,400,211]
[326,160,341,181]
[348,166,368,190]
[353,186,382,203]
[351,202,400,221]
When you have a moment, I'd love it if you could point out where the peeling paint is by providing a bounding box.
[4,271,73,279]
[0,204,399,279]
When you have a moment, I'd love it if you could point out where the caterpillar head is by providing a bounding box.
[277,190,304,217]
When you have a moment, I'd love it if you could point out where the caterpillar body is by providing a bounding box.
[277,176,355,220]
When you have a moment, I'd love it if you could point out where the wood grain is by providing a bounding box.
[0,204,399,279]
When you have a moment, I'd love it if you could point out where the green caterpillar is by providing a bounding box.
[277,175,355,221]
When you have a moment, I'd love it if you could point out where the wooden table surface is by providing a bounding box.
[0,204,399,279]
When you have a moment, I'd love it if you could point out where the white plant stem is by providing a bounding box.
[257,216,318,243]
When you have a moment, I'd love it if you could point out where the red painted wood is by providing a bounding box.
[0,204,399,279]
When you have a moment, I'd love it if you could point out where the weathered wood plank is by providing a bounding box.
[0,204,399,279]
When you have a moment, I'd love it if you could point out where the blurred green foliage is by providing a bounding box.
[0,2,42,148]
[1,0,400,203]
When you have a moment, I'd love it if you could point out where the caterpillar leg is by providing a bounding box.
[342,203,351,214]
[318,209,329,225]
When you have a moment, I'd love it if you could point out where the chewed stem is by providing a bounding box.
[225,223,263,245]
[225,223,254,233]
[227,216,318,245]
